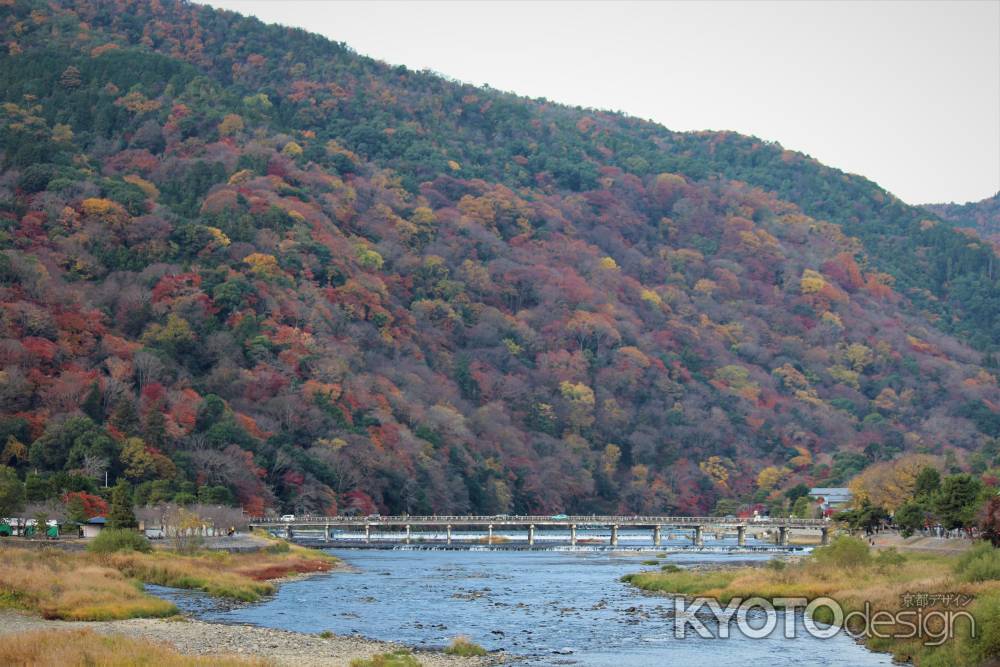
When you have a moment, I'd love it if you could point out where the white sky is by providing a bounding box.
[206,1,1000,205]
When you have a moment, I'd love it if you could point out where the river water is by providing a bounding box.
[156,538,893,666]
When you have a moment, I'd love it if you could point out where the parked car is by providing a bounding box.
[279,514,296,522]
[145,527,165,539]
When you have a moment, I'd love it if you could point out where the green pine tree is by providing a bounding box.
[108,481,137,530]
[143,404,168,449]
[81,382,103,422]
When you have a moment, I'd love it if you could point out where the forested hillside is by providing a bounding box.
[1,0,998,517]
[925,193,1000,246]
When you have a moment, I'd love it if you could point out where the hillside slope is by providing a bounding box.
[0,0,998,516]
[924,193,1000,245]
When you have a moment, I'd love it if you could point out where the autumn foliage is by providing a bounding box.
[0,0,997,518]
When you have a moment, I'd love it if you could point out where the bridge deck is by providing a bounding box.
[249,515,828,529]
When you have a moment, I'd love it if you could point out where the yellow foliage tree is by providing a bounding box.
[844,343,874,372]
[243,252,281,279]
[123,174,159,201]
[799,269,827,294]
[218,113,244,136]
[699,456,732,490]
[601,444,621,476]
[848,454,939,512]
[756,465,790,491]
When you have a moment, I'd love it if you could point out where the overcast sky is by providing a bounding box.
[207,1,999,205]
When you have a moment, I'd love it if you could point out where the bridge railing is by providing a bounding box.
[247,514,828,527]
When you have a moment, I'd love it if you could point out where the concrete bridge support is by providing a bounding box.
[653,525,661,547]
[528,524,535,546]
[325,524,333,541]
[821,527,830,546]
[737,525,746,547]
[405,524,411,544]
[693,525,703,546]
[778,526,788,546]
[446,524,452,545]
[570,524,577,546]
[488,524,493,544]
[365,523,371,543]
[610,524,619,547]
[285,525,292,540]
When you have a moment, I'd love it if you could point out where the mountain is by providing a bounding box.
[0,0,998,517]
[924,193,1000,245]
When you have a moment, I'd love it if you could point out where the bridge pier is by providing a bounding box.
[821,526,829,546]
[610,524,619,547]
[528,524,535,546]
[737,525,746,547]
[488,524,493,545]
[693,525,703,547]
[365,523,371,544]
[778,526,788,546]
[405,524,411,544]
[285,525,292,540]
[570,524,577,546]
[653,525,661,547]
[447,524,452,545]
[325,524,333,541]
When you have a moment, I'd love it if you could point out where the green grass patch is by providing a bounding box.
[350,650,422,666]
[444,636,487,657]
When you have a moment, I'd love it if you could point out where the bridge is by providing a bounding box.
[249,515,832,548]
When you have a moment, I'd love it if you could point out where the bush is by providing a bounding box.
[87,528,152,554]
[811,536,871,569]
[350,650,421,667]
[444,636,487,657]
[955,543,1000,582]
[874,547,905,571]
[660,563,682,572]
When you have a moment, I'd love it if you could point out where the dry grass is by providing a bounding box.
[624,540,1000,665]
[0,541,337,620]
[0,548,176,621]
[97,544,335,602]
[0,628,267,666]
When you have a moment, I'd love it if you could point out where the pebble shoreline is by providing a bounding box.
[0,610,502,666]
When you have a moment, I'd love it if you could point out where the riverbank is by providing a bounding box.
[0,538,338,619]
[622,537,1000,665]
[0,536,499,666]
[0,610,495,666]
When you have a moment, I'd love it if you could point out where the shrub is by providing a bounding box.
[444,636,487,657]
[350,650,421,667]
[955,543,1000,582]
[87,528,152,554]
[660,564,682,572]
[641,559,659,566]
[874,547,905,571]
[811,536,871,569]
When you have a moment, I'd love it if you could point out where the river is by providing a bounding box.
[155,540,893,666]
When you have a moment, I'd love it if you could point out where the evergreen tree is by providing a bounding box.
[108,480,137,530]
[110,399,139,434]
[143,404,168,449]
[81,382,103,422]
[65,494,87,524]
[934,474,984,530]
[0,466,24,519]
